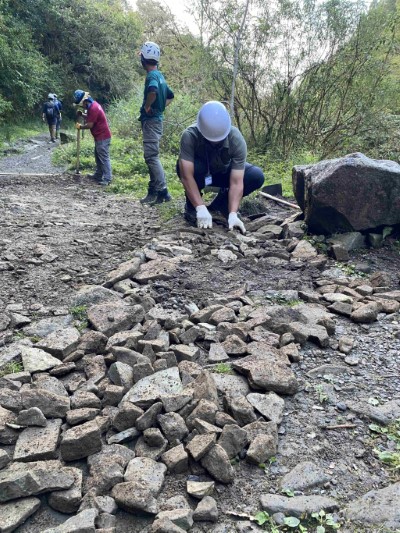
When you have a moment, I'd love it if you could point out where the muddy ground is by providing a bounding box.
[0,135,399,532]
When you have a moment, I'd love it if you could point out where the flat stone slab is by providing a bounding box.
[35,327,80,360]
[42,508,98,533]
[232,354,298,395]
[0,496,41,532]
[134,256,190,284]
[124,457,167,494]
[279,461,331,491]
[211,373,250,398]
[123,367,183,408]
[104,257,142,288]
[344,482,400,530]
[260,494,338,517]
[87,301,144,337]
[21,346,62,373]
[247,392,285,424]
[0,460,74,502]
[70,285,121,307]
[60,420,102,461]
[13,419,62,462]
[23,315,74,338]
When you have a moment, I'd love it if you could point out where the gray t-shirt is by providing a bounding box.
[179,125,247,174]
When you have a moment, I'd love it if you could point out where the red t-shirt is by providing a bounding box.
[86,101,111,141]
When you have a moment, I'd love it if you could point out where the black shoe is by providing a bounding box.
[152,188,172,204]
[140,187,157,204]
[184,200,197,226]
[208,189,229,218]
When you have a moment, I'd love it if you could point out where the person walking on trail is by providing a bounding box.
[42,93,59,143]
[139,41,174,204]
[73,90,112,186]
[177,101,265,234]
[53,94,62,139]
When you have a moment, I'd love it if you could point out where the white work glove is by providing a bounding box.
[228,212,246,234]
[196,205,212,229]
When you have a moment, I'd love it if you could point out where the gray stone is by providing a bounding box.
[20,346,62,373]
[112,481,159,514]
[200,445,234,483]
[16,407,47,427]
[35,327,80,360]
[150,517,186,533]
[0,460,74,502]
[61,421,102,461]
[170,344,200,363]
[161,444,188,474]
[291,240,318,259]
[328,231,366,251]
[351,302,379,323]
[135,435,168,461]
[107,427,140,445]
[193,496,218,522]
[104,257,142,288]
[232,353,298,395]
[13,419,62,462]
[211,373,250,398]
[287,322,329,347]
[260,494,338,517]
[48,467,82,514]
[124,456,166,493]
[136,402,163,431]
[21,389,70,418]
[87,302,144,337]
[186,480,215,499]
[226,395,257,426]
[246,433,277,464]
[218,424,248,459]
[42,508,98,533]
[108,362,134,391]
[161,392,193,413]
[191,305,224,323]
[157,509,193,531]
[78,330,108,354]
[0,388,22,412]
[158,412,188,444]
[23,315,74,338]
[328,301,353,317]
[71,285,121,307]
[134,257,189,284]
[344,482,400,530]
[221,334,248,356]
[71,391,101,410]
[208,343,229,363]
[280,461,331,491]
[0,406,18,445]
[86,445,135,495]
[66,408,101,426]
[0,496,41,532]
[111,403,143,431]
[186,399,218,430]
[247,392,285,424]
[122,367,183,409]
[0,449,10,470]
[186,433,216,461]
[144,428,167,447]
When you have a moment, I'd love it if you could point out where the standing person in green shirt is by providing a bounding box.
[139,41,174,204]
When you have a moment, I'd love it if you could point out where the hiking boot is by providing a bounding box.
[208,189,229,218]
[152,188,172,204]
[140,187,157,204]
[183,200,197,226]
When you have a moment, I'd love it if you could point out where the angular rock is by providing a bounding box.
[161,444,188,474]
[226,395,257,426]
[20,346,62,373]
[86,445,135,495]
[247,392,285,424]
[157,509,193,531]
[87,302,144,337]
[16,407,47,427]
[42,508,98,533]
[66,408,100,426]
[0,406,19,445]
[35,327,80,360]
[193,496,218,522]
[111,403,144,431]
[291,240,318,260]
[108,362,134,391]
[287,322,329,347]
[186,480,215,500]
[13,419,62,462]
[186,399,218,430]
[151,517,186,533]
[351,302,379,323]
[212,373,250,398]
[136,402,163,431]
[293,153,400,233]
[48,467,82,514]
[0,496,41,532]
[21,389,70,418]
[122,367,183,409]
[104,257,141,288]
[246,433,277,464]
[200,445,234,484]
[157,412,188,444]
[208,343,229,363]
[170,344,200,363]
[218,424,248,459]
[232,354,298,395]
[0,460,74,502]
[61,421,102,461]
[221,334,248,356]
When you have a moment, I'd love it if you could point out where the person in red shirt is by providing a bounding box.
[73,90,112,185]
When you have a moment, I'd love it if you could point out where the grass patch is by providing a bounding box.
[70,304,89,331]
[212,363,233,374]
[0,119,43,157]
[370,419,400,476]
[0,361,24,377]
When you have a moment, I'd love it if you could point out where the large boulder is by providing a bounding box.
[292,152,400,234]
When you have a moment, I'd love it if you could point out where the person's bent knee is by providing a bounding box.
[252,166,265,190]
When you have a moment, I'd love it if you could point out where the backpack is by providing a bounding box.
[45,102,55,119]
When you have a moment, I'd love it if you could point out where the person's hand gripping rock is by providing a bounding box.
[196,205,212,229]
[228,212,246,234]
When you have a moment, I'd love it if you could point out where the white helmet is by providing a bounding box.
[48,93,54,100]
[140,41,160,62]
[197,101,231,142]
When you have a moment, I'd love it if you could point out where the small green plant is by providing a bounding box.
[335,262,368,278]
[370,419,400,474]
[212,363,232,374]
[0,361,23,377]
[281,487,295,497]
[311,510,341,531]
[70,305,88,321]
[315,384,328,404]
[254,511,309,531]
[12,331,26,341]
[30,335,41,344]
